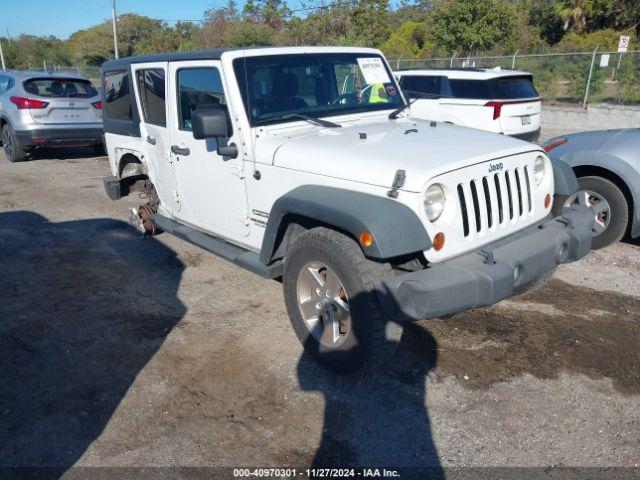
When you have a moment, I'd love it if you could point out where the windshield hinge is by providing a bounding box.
[387,169,406,199]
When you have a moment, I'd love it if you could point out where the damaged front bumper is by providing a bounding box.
[376,205,593,323]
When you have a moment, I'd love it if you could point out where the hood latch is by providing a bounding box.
[387,169,406,199]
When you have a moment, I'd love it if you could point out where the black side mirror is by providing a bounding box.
[191,107,238,158]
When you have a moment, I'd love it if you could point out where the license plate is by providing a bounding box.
[521,115,532,125]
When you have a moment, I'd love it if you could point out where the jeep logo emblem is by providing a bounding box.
[488,162,503,173]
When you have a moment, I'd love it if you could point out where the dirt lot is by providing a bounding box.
[0,140,639,478]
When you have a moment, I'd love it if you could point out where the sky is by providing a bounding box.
[0,0,303,40]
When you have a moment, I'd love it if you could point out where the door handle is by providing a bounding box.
[171,145,190,156]
[146,135,156,145]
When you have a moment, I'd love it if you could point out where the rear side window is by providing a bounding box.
[493,76,538,99]
[448,79,491,99]
[177,67,226,131]
[136,69,166,126]
[24,78,97,98]
[103,70,132,121]
[399,75,446,97]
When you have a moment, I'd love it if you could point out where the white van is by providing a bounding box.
[395,68,542,141]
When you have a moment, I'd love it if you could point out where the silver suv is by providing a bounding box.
[0,71,103,162]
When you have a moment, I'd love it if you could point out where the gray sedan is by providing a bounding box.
[544,129,639,249]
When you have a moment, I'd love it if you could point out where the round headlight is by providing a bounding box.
[534,155,547,186]
[424,184,445,222]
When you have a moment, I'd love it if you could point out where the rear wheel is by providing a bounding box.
[283,227,402,373]
[1,124,26,163]
[563,176,629,249]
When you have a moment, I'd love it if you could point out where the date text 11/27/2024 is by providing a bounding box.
[232,468,401,478]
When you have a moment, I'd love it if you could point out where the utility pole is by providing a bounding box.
[111,0,119,59]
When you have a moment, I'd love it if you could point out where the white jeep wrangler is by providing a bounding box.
[101,47,593,372]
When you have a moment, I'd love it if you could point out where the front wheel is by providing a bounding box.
[283,227,402,373]
[562,176,629,249]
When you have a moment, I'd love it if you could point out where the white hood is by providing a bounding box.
[255,118,543,192]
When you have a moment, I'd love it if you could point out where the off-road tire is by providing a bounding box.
[1,124,26,163]
[283,227,402,373]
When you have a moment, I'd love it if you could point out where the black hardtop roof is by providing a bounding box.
[100,46,383,71]
[101,48,244,71]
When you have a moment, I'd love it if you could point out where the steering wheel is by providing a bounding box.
[332,84,376,105]
[331,92,356,105]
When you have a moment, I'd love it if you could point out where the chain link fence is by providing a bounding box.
[393,50,640,108]
[7,50,639,108]
[7,65,102,83]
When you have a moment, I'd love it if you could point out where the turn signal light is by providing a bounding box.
[10,96,49,109]
[359,231,373,247]
[544,194,551,208]
[433,232,445,251]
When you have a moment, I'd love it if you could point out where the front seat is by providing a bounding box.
[269,72,308,112]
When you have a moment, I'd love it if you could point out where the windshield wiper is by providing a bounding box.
[388,91,449,119]
[278,113,341,128]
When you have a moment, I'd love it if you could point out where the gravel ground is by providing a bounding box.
[0,131,638,479]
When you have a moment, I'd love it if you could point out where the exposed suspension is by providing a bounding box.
[129,180,161,236]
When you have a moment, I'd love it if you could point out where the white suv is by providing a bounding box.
[101,47,591,372]
[395,68,542,141]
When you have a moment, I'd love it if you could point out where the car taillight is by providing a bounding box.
[10,96,49,109]
[92,101,103,109]
[544,138,567,152]
[485,101,503,120]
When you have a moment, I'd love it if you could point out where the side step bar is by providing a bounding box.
[149,214,283,279]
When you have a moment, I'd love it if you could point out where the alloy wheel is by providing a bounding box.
[296,261,351,347]
[564,189,611,235]
[1,128,14,159]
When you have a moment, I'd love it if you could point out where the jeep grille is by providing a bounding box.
[457,166,534,237]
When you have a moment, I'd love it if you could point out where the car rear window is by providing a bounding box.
[493,76,538,99]
[448,79,492,99]
[24,78,98,98]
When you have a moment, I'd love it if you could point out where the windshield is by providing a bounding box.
[24,78,98,98]
[233,53,404,126]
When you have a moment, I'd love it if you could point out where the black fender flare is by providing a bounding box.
[550,157,579,196]
[259,185,431,264]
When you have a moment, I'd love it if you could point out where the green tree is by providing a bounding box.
[2,34,70,70]
[380,21,434,59]
[200,0,240,48]
[285,2,356,46]
[430,0,517,54]
[223,20,277,46]
[352,0,392,47]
